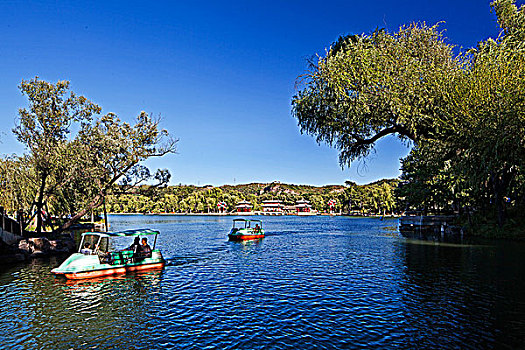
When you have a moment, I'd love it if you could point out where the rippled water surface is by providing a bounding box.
[1,215,525,349]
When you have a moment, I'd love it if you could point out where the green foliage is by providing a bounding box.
[1,77,177,232]
[292,0,525,229]
[107,180,400,215]
[292,23,463,166]
[492,0,525,45]
[0,156,36,213]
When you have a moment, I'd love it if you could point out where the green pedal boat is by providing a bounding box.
[52,228,165,280]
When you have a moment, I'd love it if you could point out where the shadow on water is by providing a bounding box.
[395,236,525,349]
[53,269,164,288]
[401,237,494,249]
[227,238,265,250]
[165,256,204,266]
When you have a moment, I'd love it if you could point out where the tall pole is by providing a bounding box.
[17,210,24,237]
[0,206,5,232]
[103,196,109,232]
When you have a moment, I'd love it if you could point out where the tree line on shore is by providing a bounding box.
[106,180,399,215]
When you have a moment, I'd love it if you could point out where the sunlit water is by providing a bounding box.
[1,215,525,349]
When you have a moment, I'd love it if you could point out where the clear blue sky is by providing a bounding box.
[0,0,511,186]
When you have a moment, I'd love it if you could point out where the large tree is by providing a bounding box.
[449,6,525,224]
[61,111,177,230]
[292,22,464,166]
[292,0,525,227]
[6,77,177,234]
[13,78,101,234]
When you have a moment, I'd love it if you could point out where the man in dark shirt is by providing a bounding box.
[141,237,152,258]
[128,237,142,253]
[126,237,143,262]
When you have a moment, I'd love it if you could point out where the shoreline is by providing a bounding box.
[108,212,399,218]
[108,212,402,218]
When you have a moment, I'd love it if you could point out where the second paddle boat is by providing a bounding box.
[228,218,265,240]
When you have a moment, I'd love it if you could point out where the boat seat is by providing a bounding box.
[121,250,134,263]
[97,252,111,264]
[103,251,127,265]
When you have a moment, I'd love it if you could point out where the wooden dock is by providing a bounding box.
[399,214,461,240]
[0,207,25,244]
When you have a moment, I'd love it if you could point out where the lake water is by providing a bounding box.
[1,215,524,349]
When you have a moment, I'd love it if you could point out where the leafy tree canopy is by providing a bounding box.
[292,22,464,166]
[1,77,177,233]
[292,0,525,228]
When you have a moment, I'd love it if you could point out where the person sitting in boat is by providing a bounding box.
[125,237,143,262]
[127,237,142,253]
[254,224,261,233]
[141,237,152,258]
[80,242,93,255]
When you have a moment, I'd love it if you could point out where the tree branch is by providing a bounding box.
[354,124,415,147]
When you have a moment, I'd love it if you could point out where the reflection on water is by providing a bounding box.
[399,237,525,349]
[1,215,525,349]
[0,257,164,350]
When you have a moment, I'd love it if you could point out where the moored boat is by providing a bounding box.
[228,219,265,240]
[51,228,164,280]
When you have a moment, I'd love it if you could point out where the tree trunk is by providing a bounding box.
[57,163,137,233]
[494,170,510,228]
[59,194,104,232]
[103,196,109,232]
[495,182,505,228]
[35,171,48,236]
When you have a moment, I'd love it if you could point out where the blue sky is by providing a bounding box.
[0,0,511,186]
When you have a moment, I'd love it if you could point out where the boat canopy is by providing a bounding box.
[233,219,262,223]
[232,218,263,229]
[81,228,160,238]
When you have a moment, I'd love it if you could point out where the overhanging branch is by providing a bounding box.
[354,124,415,147]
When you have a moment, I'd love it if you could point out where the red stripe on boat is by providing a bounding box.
[229,234,265,240]
[63,262,164,280]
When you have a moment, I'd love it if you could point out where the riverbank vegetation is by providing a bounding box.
[106,180,399,215]
[292,0,525,235]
